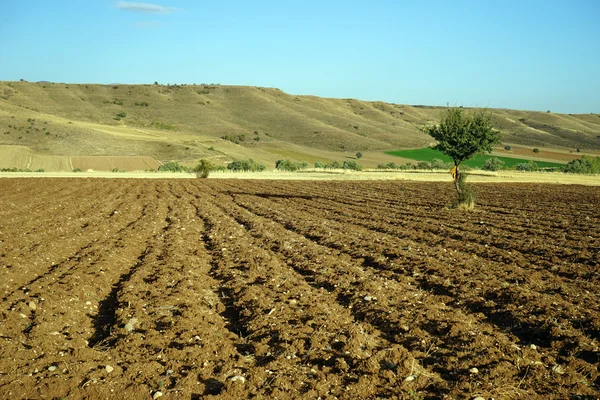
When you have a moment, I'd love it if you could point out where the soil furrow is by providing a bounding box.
[184,183,437,399]
[1,179,598,399]
[222,186,599,396]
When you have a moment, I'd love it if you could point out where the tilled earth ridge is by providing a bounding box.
[0,178,598,399]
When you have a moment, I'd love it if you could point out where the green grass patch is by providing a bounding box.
[385,148,565,169]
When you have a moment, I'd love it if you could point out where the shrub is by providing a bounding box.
[191,159,215,178]
[317,160,362,170]
[323,161,341,169]
[533,148,540,153]
[116,111,127,118]
[377,162,398,169]
[454,173,475,210]
[227,159,266,172]
[341,161,363,171]
[504,145,512,150]
[356,152,363,159]
[1,167,34,172]
[563,156,600,174]
[158,161,185,172]
[73,168,83,172]
[482,157,505,171]
[430,158,451,169]
[375,162,415,170]
[276,159,309,172]
[515,160,538,171]
[221,134,246,144]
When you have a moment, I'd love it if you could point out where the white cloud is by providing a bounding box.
[115,1,178,14]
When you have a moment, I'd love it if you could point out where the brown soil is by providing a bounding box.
[494,145,588,163]
[0,179,598,399]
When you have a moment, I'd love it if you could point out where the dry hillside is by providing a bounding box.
[1,81,599,170]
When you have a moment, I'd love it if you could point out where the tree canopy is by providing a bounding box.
[425,107,501,167]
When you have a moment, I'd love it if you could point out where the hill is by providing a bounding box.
[1,81,599,171]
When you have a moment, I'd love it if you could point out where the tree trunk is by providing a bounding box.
[451,165,461,194]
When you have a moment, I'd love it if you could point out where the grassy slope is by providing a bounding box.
[0,81,599,170]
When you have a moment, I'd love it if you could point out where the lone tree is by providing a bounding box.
[425,107,500,207]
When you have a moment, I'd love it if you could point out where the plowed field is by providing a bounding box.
[1,179,599,399]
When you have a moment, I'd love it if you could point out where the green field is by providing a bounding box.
[385,148,565,169]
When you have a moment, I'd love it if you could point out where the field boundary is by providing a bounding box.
[0,170,599,185]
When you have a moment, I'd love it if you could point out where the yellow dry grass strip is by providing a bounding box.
[1,170,599,185]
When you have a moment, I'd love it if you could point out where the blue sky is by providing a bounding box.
[1,1,598,113]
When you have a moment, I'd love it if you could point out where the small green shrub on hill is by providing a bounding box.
[221,134,246,144]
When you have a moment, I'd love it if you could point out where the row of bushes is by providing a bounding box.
[484,156,600,173]
[563,156,600,174]
[156,158,365,175]
[377,159,453,171]
[7,157,596,176]
[0,168,45,172]
[125,156,600,175]
[276,159,364,171]
[227,159,266,172]
[159,159,267,174]
[276,159,309,171]
[375,156,600,174]
[314,160,363,171]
